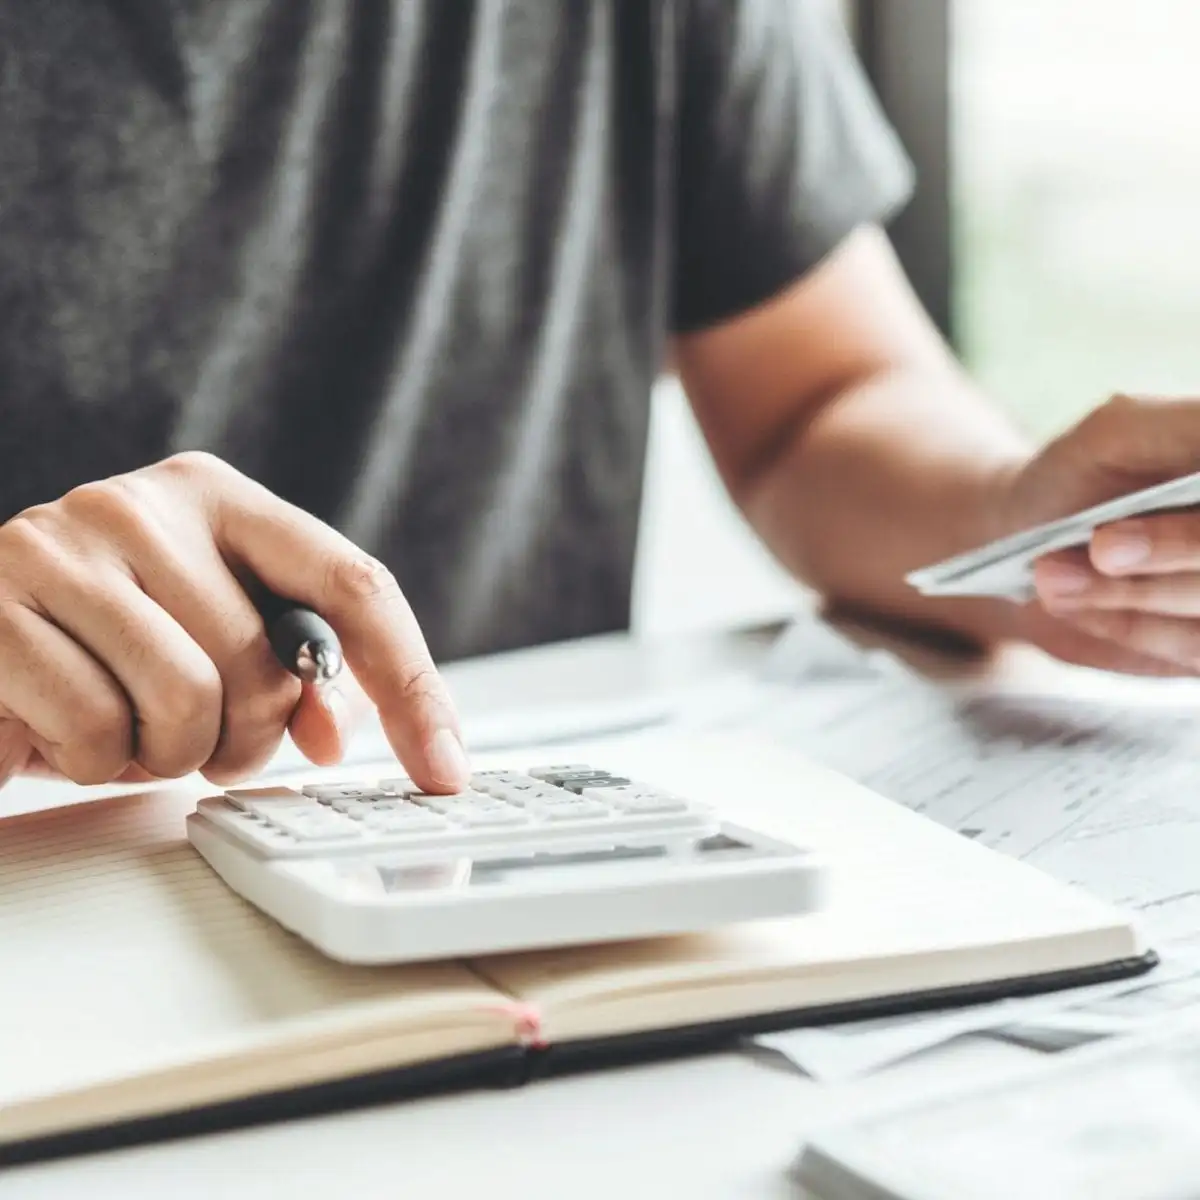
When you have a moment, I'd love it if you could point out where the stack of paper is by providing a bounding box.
[907,470,1200,601]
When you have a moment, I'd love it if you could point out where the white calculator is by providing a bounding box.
[186,763,826,964]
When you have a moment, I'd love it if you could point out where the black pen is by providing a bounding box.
[263,599,344,685]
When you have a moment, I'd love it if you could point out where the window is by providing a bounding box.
[954,1,1200,437]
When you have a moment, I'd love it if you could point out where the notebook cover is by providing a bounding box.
[526,949,1159,1080]
[0,1045,526,1169]
[0,949,1157,1168]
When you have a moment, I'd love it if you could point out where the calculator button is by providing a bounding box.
[241,798,323,820]
[471,770,527,787]
[362,799,420,814]
[409,791,474,810]
[560,775,631,794]
[454,808,531,828]
[488,784,558,806]
[362,804,446,821]
[374,778,418,796]
[527,763,593,778]
[582,786,688,814]
[267,812,363,841]
[363,811,450,834]
[535,799,611,821]
[534,768,612,784]
[329,798,375,816]
[300,784,382,800]
[225,785,308,811]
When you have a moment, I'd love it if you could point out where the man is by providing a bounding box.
[0,1,1196,797]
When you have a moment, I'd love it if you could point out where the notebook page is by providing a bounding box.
[472,735,1141,1034]
[0,786,508,1115]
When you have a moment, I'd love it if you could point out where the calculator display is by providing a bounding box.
[375,833,759,893]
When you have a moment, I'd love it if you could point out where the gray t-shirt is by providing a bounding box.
[0,0,912,660]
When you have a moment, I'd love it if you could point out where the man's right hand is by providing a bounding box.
[0,452,469,792]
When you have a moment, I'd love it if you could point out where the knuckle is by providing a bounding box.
[1102,391,1143,417]
[59,478,162,551]
[0,513,85,599]
[161,658,224,731]
[1096,391,1169,425]
[1079,392,1147,443]
[324,554,403,605]
[398,659,442,702]
[61,478,140,523]
[0,508,63,567]
[158,450,231,481]
[394,658,451,729]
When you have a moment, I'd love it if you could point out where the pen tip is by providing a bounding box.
[295,641,343,684]
[313,643,343,683]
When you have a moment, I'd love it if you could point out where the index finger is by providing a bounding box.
[205,465,469,792]
[1091,512,1200,577]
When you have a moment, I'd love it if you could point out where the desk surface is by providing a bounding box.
[0,620,1095,1198]
[8,1040,1029,1200]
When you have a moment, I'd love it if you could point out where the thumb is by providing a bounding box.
[288,682,352,768]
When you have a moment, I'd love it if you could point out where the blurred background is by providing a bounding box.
[633,0,1200,637]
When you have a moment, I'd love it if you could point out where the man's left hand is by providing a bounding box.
[997,393,1200,676]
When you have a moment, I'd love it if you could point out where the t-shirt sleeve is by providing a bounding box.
[672,0,916,332]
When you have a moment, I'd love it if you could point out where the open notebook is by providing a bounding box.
[0,733,1153,1165]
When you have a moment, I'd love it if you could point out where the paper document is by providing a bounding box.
[907,468,1200,601]
[794,1024,1200,1200]
[991,934,1200,1052]
[755,944,1200,1081]
[723,650,1200,940]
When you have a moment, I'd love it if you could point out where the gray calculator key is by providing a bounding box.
[561,775,630,794]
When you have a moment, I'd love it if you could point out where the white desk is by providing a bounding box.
[0,622,1070,1198]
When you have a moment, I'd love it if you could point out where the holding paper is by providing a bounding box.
[908,469,1200,603]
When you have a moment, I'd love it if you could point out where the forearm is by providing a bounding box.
[740,363,1035,649]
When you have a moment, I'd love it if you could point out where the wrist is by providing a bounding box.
[953,452,1035,551]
